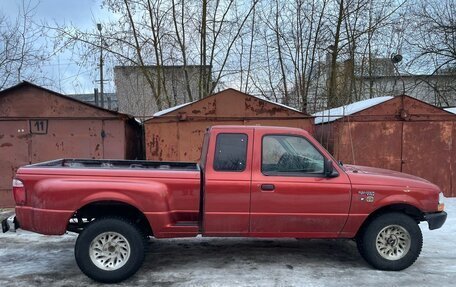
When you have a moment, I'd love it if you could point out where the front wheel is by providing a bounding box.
[75,217,146,283]
[357,212,423,271]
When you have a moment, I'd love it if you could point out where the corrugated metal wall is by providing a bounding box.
[145,89,314,162]
[316,96,456,197]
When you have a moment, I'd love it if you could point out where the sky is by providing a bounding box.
[0,0,113,95]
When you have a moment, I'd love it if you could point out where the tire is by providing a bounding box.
[74,217,146,283]
[356,212,423,271]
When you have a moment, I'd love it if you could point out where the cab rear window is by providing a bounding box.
[213,133,247,172]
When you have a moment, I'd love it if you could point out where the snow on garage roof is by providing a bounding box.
[313,96,394,124]
[152,89,304,117]
[444,107,456,114]
[153,101,195,117]
[257,96,302,113]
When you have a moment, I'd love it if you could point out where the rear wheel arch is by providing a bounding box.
[68,200,153,236]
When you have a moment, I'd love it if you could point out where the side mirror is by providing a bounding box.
[324,159,338,178]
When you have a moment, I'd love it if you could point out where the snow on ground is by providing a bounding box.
[0,199,455,287]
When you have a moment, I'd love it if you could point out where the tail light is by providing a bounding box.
[12,179,26,205]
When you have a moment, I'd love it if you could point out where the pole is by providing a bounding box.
[94,88,99,106]
[97,23,104,108]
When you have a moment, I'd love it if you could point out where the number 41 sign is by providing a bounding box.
[30,119,48,134]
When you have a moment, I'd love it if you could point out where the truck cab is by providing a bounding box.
[202,126,351,238]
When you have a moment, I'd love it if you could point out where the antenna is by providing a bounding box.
[391,53,406,95]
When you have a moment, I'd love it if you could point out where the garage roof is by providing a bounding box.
[150,88,306,119]
[313,96,394,124]
[0,81,132,119]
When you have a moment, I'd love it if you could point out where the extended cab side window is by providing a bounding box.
[213,133,248,172]
[262,135,324,175]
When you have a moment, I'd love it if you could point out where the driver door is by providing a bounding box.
[250,130,351,238]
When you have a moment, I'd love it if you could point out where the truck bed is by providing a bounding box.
[26,158,199,171]
[14,158,202,236]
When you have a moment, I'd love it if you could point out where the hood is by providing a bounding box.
[343,164,439,190]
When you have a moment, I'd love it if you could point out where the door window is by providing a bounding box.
[262,135,324,175]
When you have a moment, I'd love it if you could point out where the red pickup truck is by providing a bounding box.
[2,125,447,283]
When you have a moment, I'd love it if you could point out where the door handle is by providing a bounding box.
[261,184,275,191]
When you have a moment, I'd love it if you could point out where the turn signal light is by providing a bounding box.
[438,192,445,212]
[438,203,445,212]
[12,179,26,205]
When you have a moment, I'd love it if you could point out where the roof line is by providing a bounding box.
[147,88,306,120]
[0,81,132,119]
[314,94,456,124]
[313,96,395,124]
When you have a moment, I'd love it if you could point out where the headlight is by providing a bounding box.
[438,192,445,212]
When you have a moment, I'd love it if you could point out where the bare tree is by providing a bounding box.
[407,0,456,74]
[48,0,453,116]
[52,0,259,116]
[0,0,49,90]
[171,0,193,101]
[327,0,345,109]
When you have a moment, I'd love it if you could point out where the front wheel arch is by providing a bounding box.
[356,203,424,239]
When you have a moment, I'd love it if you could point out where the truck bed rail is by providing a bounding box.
[26,159,199,171]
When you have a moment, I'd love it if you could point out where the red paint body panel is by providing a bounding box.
[15,168,201,238]
[338,164,441,237]
[250,127,351,238]
[13,126,443,239]
[203,127,254,236]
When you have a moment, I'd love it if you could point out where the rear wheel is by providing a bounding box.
[75,217,146,283]
[357,212,422,270]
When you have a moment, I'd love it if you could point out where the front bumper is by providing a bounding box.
[424,211,447,230]
[1,215,18,233]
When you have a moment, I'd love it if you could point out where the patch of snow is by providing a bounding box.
[153,101,195,117]
[252,95,303,113]
[0,199,455,286]
[313,96,394,124]
[444,107,456,114]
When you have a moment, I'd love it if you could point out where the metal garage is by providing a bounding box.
[314,95,456,197]
[0,81,141,207]
[144,88,314,162]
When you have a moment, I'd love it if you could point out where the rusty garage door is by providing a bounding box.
[0,121,30,205]
[335,121,403,171]
[0,119,106,206]
[329,120,454,197]
[30,119,104,162]
[402,121,453,197]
